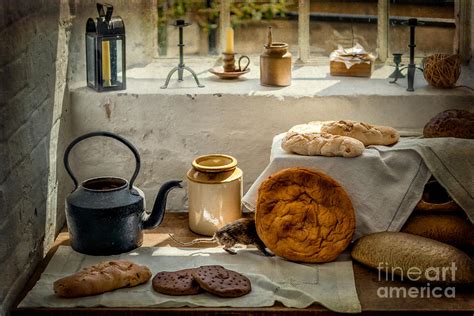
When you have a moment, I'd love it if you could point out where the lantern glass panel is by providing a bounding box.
[86,34,96,87]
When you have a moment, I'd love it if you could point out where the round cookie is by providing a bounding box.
[256,167,355,263]
[152,269,201,296]
[192,265,251,298]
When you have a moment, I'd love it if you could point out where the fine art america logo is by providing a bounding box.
[376,262,457,298]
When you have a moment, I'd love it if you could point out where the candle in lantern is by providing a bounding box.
[102,40,112,87]
[224,27,234,54]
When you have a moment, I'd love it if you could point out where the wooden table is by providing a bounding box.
[11,213,474,315]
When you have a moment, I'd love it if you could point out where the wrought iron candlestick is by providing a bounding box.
[161,20,204,89]
[389,53,405,83]
[404,19,424,91]
[389,19,424,91]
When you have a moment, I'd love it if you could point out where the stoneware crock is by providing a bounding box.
[64,131,182,255]
[187,154,242,236]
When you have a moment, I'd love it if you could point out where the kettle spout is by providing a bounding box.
[142,180,182,230]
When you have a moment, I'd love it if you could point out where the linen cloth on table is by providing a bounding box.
[243,134,474,239]
[19,246,361,313]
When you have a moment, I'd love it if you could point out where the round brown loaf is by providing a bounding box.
[423,109,474,139]
[401,213,474,252]
[255,167,355,263]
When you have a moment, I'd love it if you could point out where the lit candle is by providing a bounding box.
[102,40,112,87]
[224,27,234,54]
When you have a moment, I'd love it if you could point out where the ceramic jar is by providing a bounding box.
[260,42,292,86]
[187,154,243,236]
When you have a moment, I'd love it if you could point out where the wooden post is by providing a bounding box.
[298,0,310,63]
[220,0,231,53]
[151,0,159,58]
[377,0,389,62]
[454,0,472,63]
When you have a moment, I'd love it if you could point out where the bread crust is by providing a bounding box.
[318,120,399,146]
[401,213,474,252]
[423,109,474,139]
[282,131,364,157]
[256,167,355,263]
[53,260,152,298]
[351,232,474,284]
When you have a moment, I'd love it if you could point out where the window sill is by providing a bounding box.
[70,60,473,98]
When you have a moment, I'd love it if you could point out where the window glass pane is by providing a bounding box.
[157,0,297,57]
[389,0,455,56]
[232,0,297,56]
[309,0,378,56]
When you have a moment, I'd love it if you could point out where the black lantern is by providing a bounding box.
[86,3,126,91]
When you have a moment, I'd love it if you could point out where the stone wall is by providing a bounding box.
[0,1,73,314]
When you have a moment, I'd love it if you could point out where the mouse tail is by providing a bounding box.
[168,234,216,246]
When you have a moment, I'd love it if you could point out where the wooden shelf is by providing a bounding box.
[11,213,474,315]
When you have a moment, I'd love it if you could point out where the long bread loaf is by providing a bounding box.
[282,131,365,157]
[53,260,152,298]
[352,232,474,284]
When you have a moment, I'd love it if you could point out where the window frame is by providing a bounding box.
[155,0,471,64]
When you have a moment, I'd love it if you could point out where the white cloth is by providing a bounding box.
[243,134,433,238]
[375,137,474,221]
[19,246,361,313]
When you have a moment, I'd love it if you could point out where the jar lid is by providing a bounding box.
[192,154,237,173]
[188,154,241,184]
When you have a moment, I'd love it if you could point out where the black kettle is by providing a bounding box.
[64,131,182,255]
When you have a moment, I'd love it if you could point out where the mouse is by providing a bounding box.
[169,217,273,256]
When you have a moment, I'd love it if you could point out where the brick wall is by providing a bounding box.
[0,1,73,315]
[0,1,156,314]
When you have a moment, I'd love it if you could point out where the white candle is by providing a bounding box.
[224,27,234,54]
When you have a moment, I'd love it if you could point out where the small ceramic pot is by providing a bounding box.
[260,42,292,86]
[187,154,243,236]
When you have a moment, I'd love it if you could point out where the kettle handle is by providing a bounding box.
[64,131,140,191]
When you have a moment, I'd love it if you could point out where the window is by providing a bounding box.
[155,0,470,63]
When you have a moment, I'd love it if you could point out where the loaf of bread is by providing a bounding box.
[288,120,399,147]
[256,167,355,263]
[423,109,474,139]
[352,232,474,284]
[318,120,399,146]
[401,213,474,252]
[282,131,365,157]
[53,260,152,298]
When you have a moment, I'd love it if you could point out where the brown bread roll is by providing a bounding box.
[53,260,152,298]
[423,109,474,139]
[401,213,474,252]
[282,131,365,157]
[352,232,474,284]
[256,167,355,263]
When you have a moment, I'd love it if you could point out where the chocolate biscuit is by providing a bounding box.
[192,265,251,298]
[152,268,201,296]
